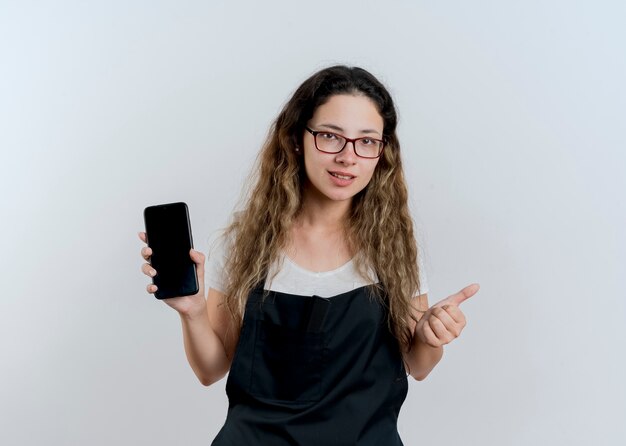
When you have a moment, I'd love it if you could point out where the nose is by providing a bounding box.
[335,140,358,164]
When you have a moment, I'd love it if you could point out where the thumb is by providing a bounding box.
[189,249,207,295]
[432,283,480,308]
[189,249,205,276]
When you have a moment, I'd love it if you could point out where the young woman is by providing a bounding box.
[139,65,479,445]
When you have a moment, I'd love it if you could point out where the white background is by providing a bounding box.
[1,1,624,445]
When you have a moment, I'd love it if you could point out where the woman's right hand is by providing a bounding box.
[138,231,208,317]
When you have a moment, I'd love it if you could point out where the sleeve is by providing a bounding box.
[205,230,231,294]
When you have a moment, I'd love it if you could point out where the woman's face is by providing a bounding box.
[302,94,384,204]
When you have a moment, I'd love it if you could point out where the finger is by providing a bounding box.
[146,283,158,294]
[189,249,205,265]
[138,231,147,243]
[189,249,206,291]
[428,313,452,340]
[141,263,157,278]
[422,320,441,348]
[431,306,458,331]
[189,249,205,275]
[432,283,480,308]
[442,304,466,326]
[140,246,152,261]
[431,311,461,339]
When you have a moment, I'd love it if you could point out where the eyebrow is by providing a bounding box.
[316,123,382,137]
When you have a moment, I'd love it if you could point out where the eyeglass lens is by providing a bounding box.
[315,132,382,158]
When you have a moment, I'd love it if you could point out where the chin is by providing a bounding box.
[327,194,354,202]
[305,178,365,203]
[324,187,363,202]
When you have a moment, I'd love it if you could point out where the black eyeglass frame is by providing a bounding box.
[305,127,386,159]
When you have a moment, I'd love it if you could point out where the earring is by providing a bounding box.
[295,147,300,152]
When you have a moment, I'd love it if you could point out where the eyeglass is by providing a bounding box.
[305,127,385,159]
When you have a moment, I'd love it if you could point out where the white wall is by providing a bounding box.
[1,1,624,444]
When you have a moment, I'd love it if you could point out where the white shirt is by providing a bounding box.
[205,231,429,298]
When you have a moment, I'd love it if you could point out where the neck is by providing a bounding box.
[297,184,352,230]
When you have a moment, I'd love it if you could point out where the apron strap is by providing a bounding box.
[305,296,331,333]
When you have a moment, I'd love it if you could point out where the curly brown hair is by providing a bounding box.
[221,65,424,351]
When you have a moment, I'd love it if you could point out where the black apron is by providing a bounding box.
[211,281,408,445]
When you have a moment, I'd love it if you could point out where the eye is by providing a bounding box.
[319,132,338,140]
[360,138,376,145]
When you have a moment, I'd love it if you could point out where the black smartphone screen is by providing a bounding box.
[143,202,199,299]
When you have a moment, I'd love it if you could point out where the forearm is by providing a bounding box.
[404,335,444,381]
[179,305,230,386]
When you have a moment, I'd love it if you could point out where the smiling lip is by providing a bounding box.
[328,170,356,186]
[328,170,356,179]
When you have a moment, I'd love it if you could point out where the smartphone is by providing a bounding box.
[143,202,199,299]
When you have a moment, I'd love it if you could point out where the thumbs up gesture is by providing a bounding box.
[415,283,480,348]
